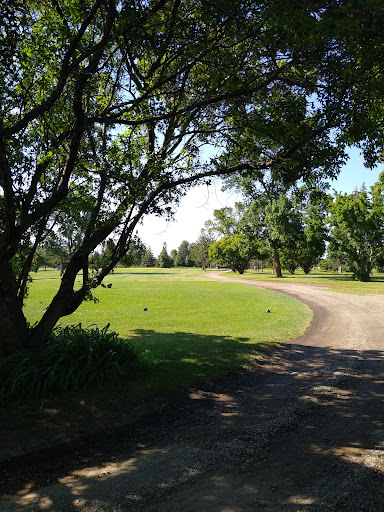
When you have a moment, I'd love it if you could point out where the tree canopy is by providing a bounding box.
[2,0,384,353]
[209,233,256,274]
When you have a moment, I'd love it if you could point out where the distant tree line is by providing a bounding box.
[34,172,384,282]
[35,229,215,272]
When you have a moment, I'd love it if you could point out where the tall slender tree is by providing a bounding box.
[192,230,214,270]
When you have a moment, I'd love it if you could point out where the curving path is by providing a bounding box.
[1,274,384,511]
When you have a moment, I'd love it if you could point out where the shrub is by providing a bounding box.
[0,324,146,404]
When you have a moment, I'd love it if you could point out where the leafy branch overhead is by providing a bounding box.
[1,0,384,353]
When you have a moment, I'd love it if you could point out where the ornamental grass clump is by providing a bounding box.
[0,323,146,404]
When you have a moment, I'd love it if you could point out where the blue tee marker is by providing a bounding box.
[266,308,270,313]
[144,307,148,311]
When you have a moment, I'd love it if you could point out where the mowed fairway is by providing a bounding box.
[24,268,312,401]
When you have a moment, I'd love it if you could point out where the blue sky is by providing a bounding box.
[137,148,383,256]
[329,146,382,193]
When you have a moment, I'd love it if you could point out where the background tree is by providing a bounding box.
[318,256,343,272]
[120,239,146,267]
[41,234,68,272]
[328,177,384,281]
[223,167,332,276]
[192,230,215,270]
[169,249,178,266]
[174,240,190,267]
[272,188,329,274]
[156,243,173,268]
[184,244,196,268]
[89,249,104,274]
[221,174,298,276]
[293,191,329,274]
[208,233,256,274]
[208,179,329,276]
[204,204,246,239]
[141,246,156,268]
[262,195,303,277]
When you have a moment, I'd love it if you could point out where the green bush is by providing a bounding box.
[0,324,146,404]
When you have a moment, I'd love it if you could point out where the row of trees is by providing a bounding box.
[35,230,214,271]
[206,174,384,281]
[3,0,384,354]
[155,234,213,269]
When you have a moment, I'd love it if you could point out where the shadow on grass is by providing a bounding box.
[304,273,384,283]
[245,270,384,283]
[1,343,383,511]
[300,273,356,281]
[110,271,172,275]
[129,329,272,391]
[31,276,61,281]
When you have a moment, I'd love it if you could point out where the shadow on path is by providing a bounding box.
[1,342,383,511]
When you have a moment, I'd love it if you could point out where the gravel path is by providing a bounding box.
[1,275,383,511]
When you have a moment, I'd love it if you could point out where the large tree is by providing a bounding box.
[292,190,329,274]
[223,172,303,277]
[328,178,384,281]
[141,246,156,267]
[204,203,246,238]
[156,243,173,268]
[1,0,383,354]
[267,187,329,275]
[209,233,256,274]
[217,177,329,276]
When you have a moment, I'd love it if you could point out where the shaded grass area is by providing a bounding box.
[20,267,312,405]
[221,269,384,295]
[103,330,276,404]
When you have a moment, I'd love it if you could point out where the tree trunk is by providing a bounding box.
[27,275,87,350]
[273,251,282,277]
[0,262,29,355]
[0,260,86,354]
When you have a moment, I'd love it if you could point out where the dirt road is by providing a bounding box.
[1,275,384,511]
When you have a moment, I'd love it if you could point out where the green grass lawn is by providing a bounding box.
[23,267,312,402]
[222,268,384,295]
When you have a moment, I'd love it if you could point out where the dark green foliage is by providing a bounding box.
[141,246,156,267]
[209,234,256,274]
[156,243,173,268]
[120,240,146,267]
[318,258,340,272]
[173,241,196,267]
[191,231,215,270]
[281,189,329,274]
[208,182,328,276]
[329,177,384,281]
[174,240,190,267]
[0,324,146,404]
